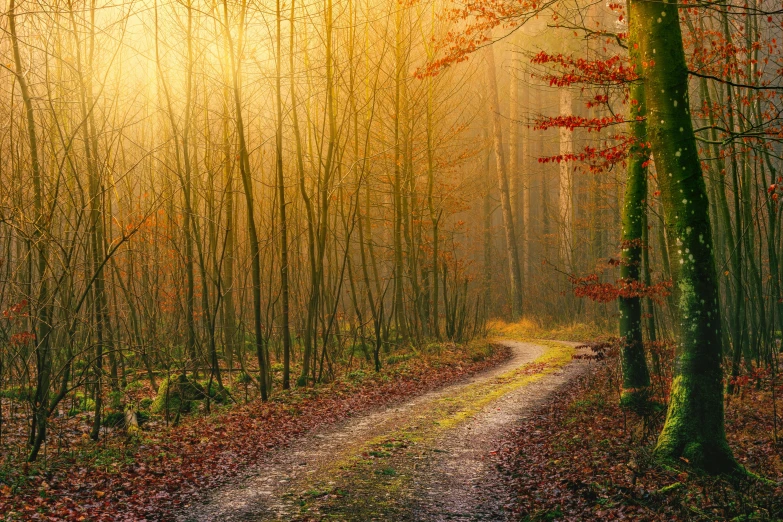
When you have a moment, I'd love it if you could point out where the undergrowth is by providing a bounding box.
[488,317,614,342]
[0,340,508,521]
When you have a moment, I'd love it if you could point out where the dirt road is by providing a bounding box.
[179,339,592,521]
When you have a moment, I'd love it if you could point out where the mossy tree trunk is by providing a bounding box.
[629,0,738,473]
[619,28,651,409]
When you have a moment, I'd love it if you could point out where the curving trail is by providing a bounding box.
[178,339,593,522]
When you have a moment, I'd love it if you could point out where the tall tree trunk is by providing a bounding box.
[521,70,531,285]
[289,0,317,386]
[393,5,408,339]
[276,0,292,390]
[154,0,196,377]
[10,0,52,462]
[485,46,523,319]
[618,30,651,409]
[558,89,573,272]
[483,134,493,315]
[721,11,748,392]
[642,209,660,375]
[222,0,267,399]
[630,0,738,473]
[220,16,237,378]
[69,0,108,441]
[509,52,520,234]
[422,5,441,338]
[182,0,198,376]
[509,53,525,308]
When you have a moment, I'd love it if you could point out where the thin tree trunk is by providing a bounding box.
[618,30,651,408]
[289,0,317,386]
[10,0,52,462]
[276,0,292,390]
[393,6,408,339]
[521,71,531,285]
[485,46,523,319]
[69,0,108,441]
[509,52,520,243]
[222,0,267,399]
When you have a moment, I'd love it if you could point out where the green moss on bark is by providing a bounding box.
[618,27,651,412]
[628,0,739,474]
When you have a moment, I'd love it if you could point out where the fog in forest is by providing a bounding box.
[1,0,782,518]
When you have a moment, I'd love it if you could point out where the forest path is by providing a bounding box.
[178,339,592,522]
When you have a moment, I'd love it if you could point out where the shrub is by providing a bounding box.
[150,374,206,414]
[0,386,34,402]
[346,369,367,382]
[124,380,145,392]
[71,391,95,413]
[109,390,123,410]
[199,380,232,403]
[103,411,126,428]
[234,372,253,385]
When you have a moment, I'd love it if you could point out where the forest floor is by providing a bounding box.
[177,339,593,521]
[2,335,563,521]
[492,349,783,521]
[6,321,780,521]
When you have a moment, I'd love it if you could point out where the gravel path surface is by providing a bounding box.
[178,340,592,522]
[410,341,589,521]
